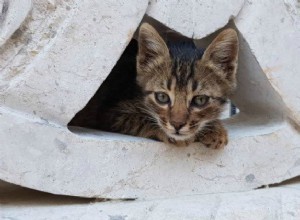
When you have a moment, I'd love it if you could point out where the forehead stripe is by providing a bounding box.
[167,78,172,90]
[190,60,195,77]
[171,59,178,77]
[192,80,198,91]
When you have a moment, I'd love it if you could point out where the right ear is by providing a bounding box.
[201,28,239,84]
[137,23,169,72]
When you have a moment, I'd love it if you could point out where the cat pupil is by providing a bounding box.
[193,95,208,107]
[155,92,170,104]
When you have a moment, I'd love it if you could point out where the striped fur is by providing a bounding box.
[109,23,239,147]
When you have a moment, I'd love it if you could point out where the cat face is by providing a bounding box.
[137,23,238,141]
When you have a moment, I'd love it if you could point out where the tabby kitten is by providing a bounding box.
[106,23,238,148]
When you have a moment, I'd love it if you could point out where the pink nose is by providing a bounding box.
[170,121,186,131]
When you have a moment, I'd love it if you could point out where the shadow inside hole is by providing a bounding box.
[69,38,140,130]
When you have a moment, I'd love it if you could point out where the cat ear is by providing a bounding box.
[137,23,169,72]
[202,29,239,82]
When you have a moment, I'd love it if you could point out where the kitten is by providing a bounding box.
[99,23,238,148]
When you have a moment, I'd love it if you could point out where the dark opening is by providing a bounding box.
[68,39,140,130]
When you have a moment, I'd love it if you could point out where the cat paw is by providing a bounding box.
[197,121,228,149]
[200,131,228,149]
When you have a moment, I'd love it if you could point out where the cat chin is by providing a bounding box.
[163,121,209,141]
[167,133,195,141]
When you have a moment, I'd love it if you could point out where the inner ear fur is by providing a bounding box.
[202,28,239,82]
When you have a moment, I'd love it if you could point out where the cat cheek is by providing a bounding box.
[165,122,173,130]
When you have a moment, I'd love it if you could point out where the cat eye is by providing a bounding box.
[192,95,209,107]
[155,92,170,104]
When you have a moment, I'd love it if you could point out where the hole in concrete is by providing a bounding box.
[68,17,285,141]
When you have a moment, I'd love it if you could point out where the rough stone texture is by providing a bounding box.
[1,107,300,198]
[147,0,245,38]
[234,0,300,125]
[0,0,32,47]
[0,0,300,200]
[1,179,300,220]
[0,0,148,125]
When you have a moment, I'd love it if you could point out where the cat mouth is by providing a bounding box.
[162,127,193,140]
[169,129,185,136]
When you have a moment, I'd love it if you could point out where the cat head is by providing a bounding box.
[137,23,239,141]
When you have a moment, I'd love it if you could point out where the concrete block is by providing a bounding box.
[0,0,148,125]
[1,179,300,220]
[1,107,300,198]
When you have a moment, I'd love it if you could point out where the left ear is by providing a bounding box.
[202,28,239,83]
[137,23,169,73]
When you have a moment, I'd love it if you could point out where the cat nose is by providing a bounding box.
[170,121,186,131]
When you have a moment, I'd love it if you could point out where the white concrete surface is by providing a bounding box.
[147,0,245,38]
[1,179,300,220]
[0,0,32,47]
[0,0,300,200]
[235,0,300,125]
[1,106,300,199]
[0,0,148,125]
